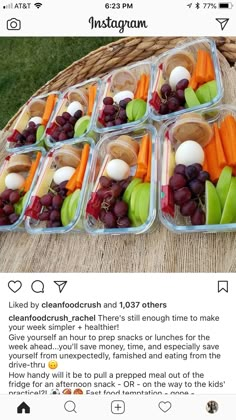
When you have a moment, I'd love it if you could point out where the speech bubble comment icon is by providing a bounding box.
[31,280,44,293]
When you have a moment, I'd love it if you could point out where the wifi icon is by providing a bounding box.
[34,2,42,8]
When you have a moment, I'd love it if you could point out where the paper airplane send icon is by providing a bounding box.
[216,18,229,31]
[54,281,67,293]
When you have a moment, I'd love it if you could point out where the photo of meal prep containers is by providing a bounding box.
[1,37,235,235]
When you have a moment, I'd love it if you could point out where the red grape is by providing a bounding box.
[176,79,189,90]
[169,174,187,191]
[9,213,19,224]
[1,189,13,201]
[159,103,169,115]
[103,97,114,106]
[198,171,210,182]
[104,211,117,228]
[97,188,112,200]
[176,90,185,104]
[52,195,63,209]
[62,112,71,120]
[173,187,191,206]
[74,110,82,120]
[180,200,197,216]
[189,179,205,195]
[99,208,107,223]
[40,194,53,207]
[58,132,68,142]
[185,165,199,180]
[161,83,171,98]
[39,211,51,221]
[64,123,74,133]
[119,98,131,108]
[0,216,9,226]
[104,105,116,116]
[99,176,112,188]
[56,116,66,126]
[193,163,202,172]
[3,204,14,215]
[167,97,179,112]
[117,216,131,228]
[115,118,122,126]
[111,183,122,198]
[106,121,115,127]
[50,210,60,222]
[9,191,20,204]
[174,164,186,176]
[191,208,205,225]
[69,117,77,126]
[113,201,128,218]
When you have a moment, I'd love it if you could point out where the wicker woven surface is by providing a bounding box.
[1,36,236,273]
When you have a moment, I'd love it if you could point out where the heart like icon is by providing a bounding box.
[8,280,22,293]
[158,401,172,413]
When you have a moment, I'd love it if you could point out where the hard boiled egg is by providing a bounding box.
[5,173,25,190]
[169,66,191,90]
[113,90,134,104]
[53,166,75,185]
[175,140,204,166]
[28,116,42,126]
[67,101,83,117]
[106,159,130,181]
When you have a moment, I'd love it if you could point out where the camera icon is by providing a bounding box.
[6,18,21,30]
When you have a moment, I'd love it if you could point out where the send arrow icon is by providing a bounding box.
[54,281,67,293]
[216,18,229,30]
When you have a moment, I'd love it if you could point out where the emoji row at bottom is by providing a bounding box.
[51,388,83,395]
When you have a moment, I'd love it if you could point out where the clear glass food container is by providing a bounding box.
[158,104,236,233]
[5,91,60,153]
[150,38,223,122]
[25,138,95,234]
[84,124,157,235]
[45,78,100,148]
[93,60,152,134]
[0,147,45,232]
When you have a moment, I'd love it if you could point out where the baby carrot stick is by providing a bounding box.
[220,118,235,166]
[205,52,215,82]
[66,165,80,195]
[144,138,152,182]
[134,134,149,179]
[213,123,226,168]
[204,135,221,183]
[188,67,198,90]
[195,50,208,85]
[202,157,208,173]
[142,74,150,101]
[224,115,236,166]
[23,152,42,193]
[135,74,146,100]
[134,80,141,99]
[41,94,57,127]
[88,85,97,116]
[75,143,90,189]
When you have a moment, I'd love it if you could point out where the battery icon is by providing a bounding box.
[218,2,233,7]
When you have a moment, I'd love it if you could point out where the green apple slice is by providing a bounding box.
[68,189,83,228]
[129,183,143,226]
[220,177,236,224]
[122,178,142,205]
[74,116,91,137]
[184,87,201,108]
[61,194,73,227]
[137,183,151,224]
[216,166,232,210]
[196,84,211,104]
[206,80,217,100]
[206,180,221,224]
